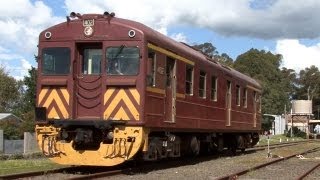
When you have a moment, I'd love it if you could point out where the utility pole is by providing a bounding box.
[307,86,310,100]
[291,108,293,138]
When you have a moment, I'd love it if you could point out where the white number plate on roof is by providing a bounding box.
[83,19,94,26]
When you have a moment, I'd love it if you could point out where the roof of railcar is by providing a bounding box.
[113,17,261,89]
[41,14,261,90]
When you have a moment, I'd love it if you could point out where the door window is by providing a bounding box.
[82,49,102,75]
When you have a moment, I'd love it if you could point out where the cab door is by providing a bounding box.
[75,43,103,119]
[165,57,176,123]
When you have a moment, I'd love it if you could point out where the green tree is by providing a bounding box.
[23,67,37,110]
[0,67,19,112]
[233,49,288,115]
[0,119,21,139]
[192,42,234,66]
[295,65,320,100]
[294,66,320,119]
[215,53,234,67]
[280,67,297,111]
[20,67,37,133]
[193,42,218,58]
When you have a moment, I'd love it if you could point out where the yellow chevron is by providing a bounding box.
[104,88,140,120]
[48,106,59,119]
[129,89,140,105]
[39,88,69,119]
[60,88,70,105]
[113,107,130,120]
[104,88,115,104]
[38,88,48,105]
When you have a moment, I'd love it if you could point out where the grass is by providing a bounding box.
[0,158,66,175]
[257,134,305,146]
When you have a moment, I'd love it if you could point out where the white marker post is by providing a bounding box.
[267,135,271,158]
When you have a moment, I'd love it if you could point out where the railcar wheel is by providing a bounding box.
[190,136,200,156]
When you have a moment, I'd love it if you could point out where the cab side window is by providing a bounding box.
[147,50,156,86]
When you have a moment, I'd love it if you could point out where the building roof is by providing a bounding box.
[0,113,23,122]
[0,113,12,120]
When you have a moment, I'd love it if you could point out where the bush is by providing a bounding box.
[286,126,307,138]
[0,154,9,160]
[0,152,44,160]
[23,152,44,159]
[8,153,24,160]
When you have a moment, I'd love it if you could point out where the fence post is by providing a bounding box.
[0,130,3,153]
[24,132,38,154]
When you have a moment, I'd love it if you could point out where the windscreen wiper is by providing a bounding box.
[112,44,125,60]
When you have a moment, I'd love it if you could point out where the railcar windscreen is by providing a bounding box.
[106,47,139,75]
[42,47,70,75]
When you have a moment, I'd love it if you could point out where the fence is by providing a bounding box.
[0,130,39,154]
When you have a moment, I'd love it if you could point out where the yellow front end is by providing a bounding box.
[36,125,147,166]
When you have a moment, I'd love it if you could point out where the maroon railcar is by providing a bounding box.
[35,12,261,166]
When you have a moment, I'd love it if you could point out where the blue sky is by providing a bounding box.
[1,0,320,79]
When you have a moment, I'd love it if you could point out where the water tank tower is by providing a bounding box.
[292,100,312,115]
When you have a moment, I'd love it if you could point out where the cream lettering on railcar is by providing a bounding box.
[83,19,94,27]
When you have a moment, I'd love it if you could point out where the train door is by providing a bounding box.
[226,80,232,126]
[165,57,176,123]
[253,91,257,127]
[74,43,103,119]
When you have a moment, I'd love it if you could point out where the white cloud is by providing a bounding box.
[0,0,64,79]
[170,33,188,43]
[1,0,320,79]
[0,1,64,54]
[64,0,320,39]
[275,39,320,71]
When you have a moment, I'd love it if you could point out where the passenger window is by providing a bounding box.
[258,94,261,112]
[82,49,102,75]
[199,71,206,98]
[42,47,70,75]
[185,65,194,95]
[147,51,156,86]
[236,85,240,106]
[106,46,140,75]
[243,88,247,108]
[211,76,218,101]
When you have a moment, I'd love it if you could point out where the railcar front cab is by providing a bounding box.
[35,14,148,166]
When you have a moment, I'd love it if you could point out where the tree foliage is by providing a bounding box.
[192,42,234,66]
[0,119,21,139]
[19,67,37,133]
[294,66,320,119]
[192,42,218,58]
[295,66,320,100]
[0,66,37,138]
[0,67,20,112]
[234,49,288,115]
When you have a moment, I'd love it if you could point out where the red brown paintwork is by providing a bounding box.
[37,14,261,134]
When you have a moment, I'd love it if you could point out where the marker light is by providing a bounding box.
[44,31,52,39]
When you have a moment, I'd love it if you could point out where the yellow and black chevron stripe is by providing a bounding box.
[104,88,140,121]
[38,87,70,119]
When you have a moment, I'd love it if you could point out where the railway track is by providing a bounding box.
[216,146,320,180]
[0,166,80,179]
[0,140,314,179]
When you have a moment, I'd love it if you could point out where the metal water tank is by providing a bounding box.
[292,100,312,114]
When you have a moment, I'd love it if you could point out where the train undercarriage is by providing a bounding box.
[36,121,259,166]
[143,131,260,161]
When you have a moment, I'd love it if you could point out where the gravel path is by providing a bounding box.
[105,142,320,180]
